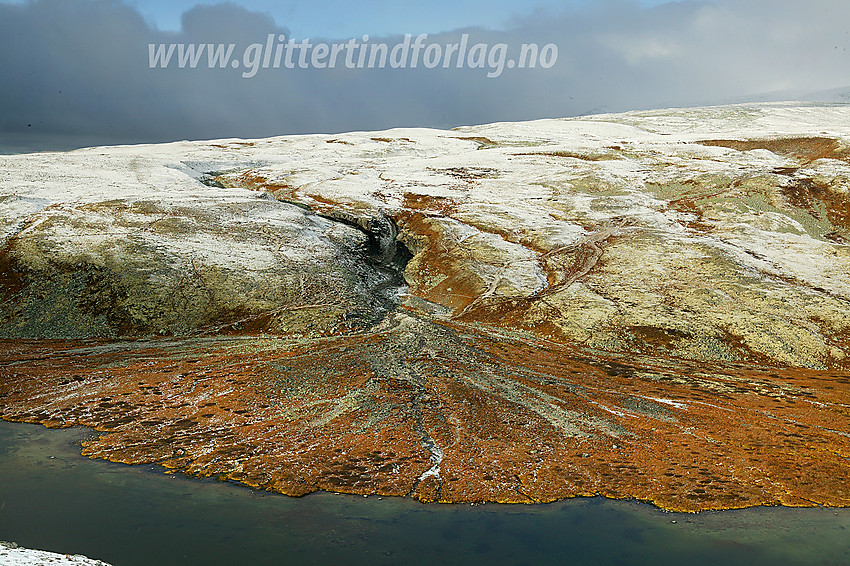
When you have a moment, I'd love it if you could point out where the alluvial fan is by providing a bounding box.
[1,102,849,511]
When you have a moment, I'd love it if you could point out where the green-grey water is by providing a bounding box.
[0,420,848,565]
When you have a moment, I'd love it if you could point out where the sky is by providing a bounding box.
[2,0,850,149]
[127,0,673,37]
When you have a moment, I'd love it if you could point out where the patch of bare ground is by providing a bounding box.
[697,136,850,165]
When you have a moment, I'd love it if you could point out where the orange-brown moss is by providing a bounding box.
[450,136,499,150]
[1,317,848,512]
[697,137,850,165]
[782,176,850,233]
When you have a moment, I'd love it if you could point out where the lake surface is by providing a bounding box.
[0,420,848,566]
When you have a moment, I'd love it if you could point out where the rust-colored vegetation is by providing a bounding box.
[697,136,850,165]
[1,319,848,511]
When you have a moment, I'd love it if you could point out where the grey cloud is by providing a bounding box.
[1,0,849,149]
[180,3,280,41]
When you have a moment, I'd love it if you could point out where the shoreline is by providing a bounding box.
[2,420,849,566]
[0,541,112,566]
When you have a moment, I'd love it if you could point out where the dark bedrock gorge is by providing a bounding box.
[1,104,849,512]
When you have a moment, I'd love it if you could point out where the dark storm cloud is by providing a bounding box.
[1,0,849,145]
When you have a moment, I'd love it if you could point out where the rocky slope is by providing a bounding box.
[0,542,112,566]
[1,102,848,511]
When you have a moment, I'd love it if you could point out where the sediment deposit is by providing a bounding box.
[2,102,849,511]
